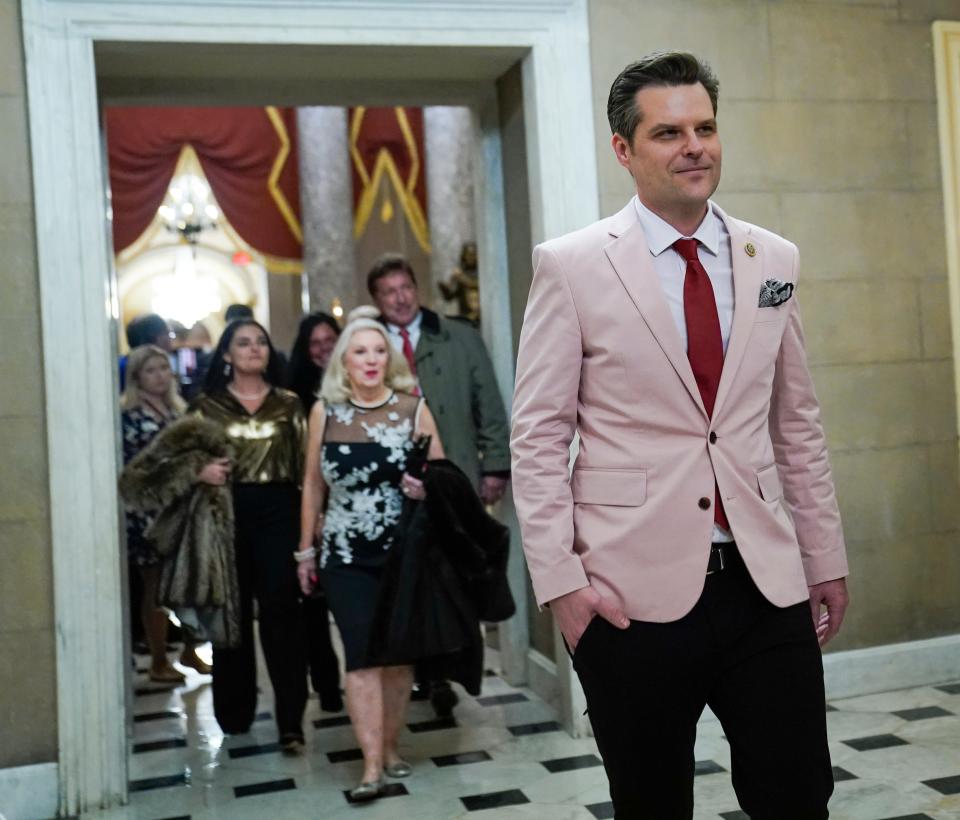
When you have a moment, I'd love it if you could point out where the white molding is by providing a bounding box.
[823,634,960,700]
[527,647,560,709]
[20,0,599,811]
[0,763,59,820]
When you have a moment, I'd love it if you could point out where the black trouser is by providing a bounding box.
[303,593,341,698]
[573,545,833,820]
[212,483,307,738]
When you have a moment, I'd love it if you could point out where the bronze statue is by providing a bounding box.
[439,241,480,325]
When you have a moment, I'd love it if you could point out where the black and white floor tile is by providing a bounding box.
[83,645,960,819]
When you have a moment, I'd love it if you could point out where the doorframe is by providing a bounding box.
[934,21,960,478]
[21,0,600,812]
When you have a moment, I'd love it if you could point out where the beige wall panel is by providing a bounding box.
[0,204,40,317]
[770,5,932,101]
[0,95,32,205]
[588,0,773,204]
[800,281,922,365]
[830,445,935,542]
[914,532,960,635]
[0,519,53,633]
[588,0,775,102]
[721,101,915,192]
[925,441,960,533]
[906,101,944,190]
[842,532,960,647]
[841,536,930,647]
[0,416,48,522]
[0,628,57,767]
[0,314,45,417]
[919,278,954,358]
[812,361,956,451]
[713,192,782,235]
[780,192,946,280]
[0,0,23,98]
[898,0,960,23]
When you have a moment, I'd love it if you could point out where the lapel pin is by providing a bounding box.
[744,242,757,258]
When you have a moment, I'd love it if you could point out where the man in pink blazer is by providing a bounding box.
[511,52,849,819]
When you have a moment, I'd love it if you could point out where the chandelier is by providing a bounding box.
[157,172,220,243]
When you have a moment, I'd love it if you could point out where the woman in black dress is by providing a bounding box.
[297,317,444,800]
[287,312,344,711]
[191,319,308,751]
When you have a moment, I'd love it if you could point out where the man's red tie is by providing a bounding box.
[673,238,730,532]
[399,327,421,396]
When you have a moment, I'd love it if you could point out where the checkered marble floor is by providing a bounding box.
[82,648,960,820]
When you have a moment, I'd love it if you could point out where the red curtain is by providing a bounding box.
[349,106,430,251]
[106,107,302,265]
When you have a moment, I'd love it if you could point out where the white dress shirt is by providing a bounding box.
[633,196,735,543]
[385,308,423,355]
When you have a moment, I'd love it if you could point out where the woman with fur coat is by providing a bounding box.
[123,319,309,753]
[120,344,211,683]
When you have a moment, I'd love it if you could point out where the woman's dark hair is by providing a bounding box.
[203,319,284,393]
[607,51,719,144]
[286,312,341,412]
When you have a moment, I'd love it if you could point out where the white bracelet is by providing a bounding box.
[293,546,316,562]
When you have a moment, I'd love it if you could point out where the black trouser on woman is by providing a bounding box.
[573,544,833,820]
[212,483,307,739]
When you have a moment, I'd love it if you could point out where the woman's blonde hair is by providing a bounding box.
[120,344,186,413]
[320,317,416,404]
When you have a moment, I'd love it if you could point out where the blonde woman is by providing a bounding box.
[297,316,444,801]
[121,345,210,682]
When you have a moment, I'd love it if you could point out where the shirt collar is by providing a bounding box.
[387,309,423,336]
[633,195,721,257]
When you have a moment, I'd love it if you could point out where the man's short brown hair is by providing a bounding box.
[367,253,418,296]
[607,51,720,144]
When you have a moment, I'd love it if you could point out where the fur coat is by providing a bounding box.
[366,458,515,694]
[119,414,241,648]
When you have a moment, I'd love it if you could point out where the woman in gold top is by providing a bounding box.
[191,319,308,751]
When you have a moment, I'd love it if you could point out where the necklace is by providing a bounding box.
[350,390,393,409]
[228,384,270,401]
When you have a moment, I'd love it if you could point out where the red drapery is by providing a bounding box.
[349,106,430,251]
[106,107,302,267]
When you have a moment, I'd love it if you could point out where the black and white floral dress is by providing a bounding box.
[121,405,178,567]
[320,391,421,569]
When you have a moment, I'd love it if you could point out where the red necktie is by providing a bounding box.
[673,238,730,532]
[399,327,421,396]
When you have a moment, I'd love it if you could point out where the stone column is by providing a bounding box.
[297,107,358,316]
[424,106,476,311]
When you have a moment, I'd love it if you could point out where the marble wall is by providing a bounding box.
[425,106,476,310]
[588,0,960,649]
[0,0,57,767]
[297,107,359,315]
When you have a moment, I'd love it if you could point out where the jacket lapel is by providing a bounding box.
[603,203,707,418]
[712,206,761,420]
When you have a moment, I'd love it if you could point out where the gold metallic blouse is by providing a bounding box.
[190,388,306,485]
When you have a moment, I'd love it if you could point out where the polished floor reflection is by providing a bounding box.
[83,645,960,819]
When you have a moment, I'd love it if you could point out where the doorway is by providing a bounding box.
[21,1,599,812]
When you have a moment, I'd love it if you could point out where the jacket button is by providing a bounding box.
[709,432,717,444]
[698,497,711,510]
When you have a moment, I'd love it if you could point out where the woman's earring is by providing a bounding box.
[223,361,232,376]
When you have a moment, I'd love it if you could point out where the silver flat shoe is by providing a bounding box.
[349,777,384,801]
[384,760,412,778]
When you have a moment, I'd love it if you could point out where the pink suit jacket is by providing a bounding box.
[511,200,848,622]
